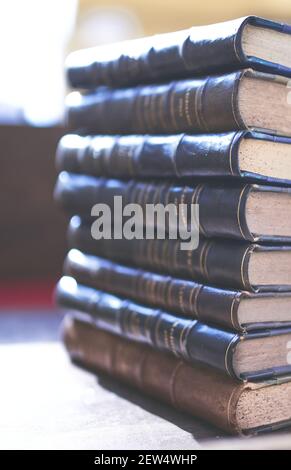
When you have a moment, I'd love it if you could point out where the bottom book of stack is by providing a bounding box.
[62,315,291,435]
[57,270,291,436]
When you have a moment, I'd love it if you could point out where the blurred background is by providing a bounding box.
[0,0,291,309]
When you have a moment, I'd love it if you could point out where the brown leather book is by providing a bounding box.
[62,315,291,435]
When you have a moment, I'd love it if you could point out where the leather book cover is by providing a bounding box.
[56,131,291,186]
[66,16,291,89]
[62,315,291,435]
[56,278,291,380]
[67,216,291,292]
[66,70,290,136]
[55,172,291,243]
[64,249,291,332]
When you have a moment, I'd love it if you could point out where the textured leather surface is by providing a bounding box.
[56,276,238,377]
[63,316,291,434]
[57,131,291,185]
[62,315,245,433]
[64,249,291,332]
[66,70,246,134]
[56,132,240,178]
[66,16,291,89]
[67,216,291,292]
[64,248,243,331]
[66,69,291,136]
[55,172,291,242]
[56,279,291,379]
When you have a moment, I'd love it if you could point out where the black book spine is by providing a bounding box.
[56,277,240,378]
[56,131,243,179]
[64,249,243,331]
[67,217,254,291]
[66,17,246,88]
[54,172,256,241]
[56,131,291,186]
[66,16,291,89]
[66,71,246,134]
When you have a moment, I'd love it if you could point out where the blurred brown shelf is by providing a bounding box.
[0,125,67,280]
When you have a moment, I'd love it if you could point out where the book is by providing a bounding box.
[62,315,291,435]
[66,70,291,136]
[56,276,291,381]
[56,131,291,186]
[55,172,291,242]
[64,249,291,332]
[68,216,291,292]
[66,16,291,89]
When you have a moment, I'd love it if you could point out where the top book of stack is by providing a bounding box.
[66,16,291,89]
[65,17,291,139]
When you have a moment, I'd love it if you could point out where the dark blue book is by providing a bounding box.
[56,276,291,382]
[66,16,291,89]
[56,131,291,187]
[55,172,291,243]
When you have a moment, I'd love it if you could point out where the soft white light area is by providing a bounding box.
[59,276,78,293]
[74,6,143,49]
[0,0,78,126]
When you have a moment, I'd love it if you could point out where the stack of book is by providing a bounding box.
[55,16,291,435]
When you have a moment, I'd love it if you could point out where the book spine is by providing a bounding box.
[66,18,248,88]
[67,16,291,90]
[55,172,254,241]
[56,132,243,179]
[65,249,243,331]
[56,278,240,378]
[67,217,253,290]
[63,315,245,434]
[66,71,246,134]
